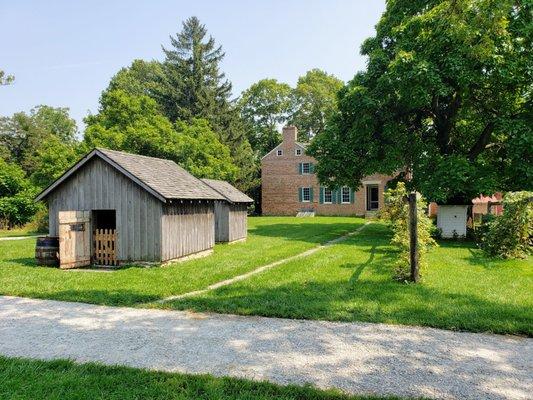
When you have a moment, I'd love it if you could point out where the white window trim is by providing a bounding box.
[341,186,351,204]
[276,149,283,156]
[302,162,311,174]
[302,187,311,202]
[295,148,302,156]
[323,187,332,204]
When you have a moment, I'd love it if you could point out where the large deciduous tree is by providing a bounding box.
[0,106,80,189]
[290,69,343,142]
[308,0,532,281]
[84,90,238,182]
[238,78,294,156]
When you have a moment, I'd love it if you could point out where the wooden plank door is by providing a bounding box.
[58,211,91,269]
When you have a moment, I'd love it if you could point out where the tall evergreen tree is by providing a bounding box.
[160,16,232,125]
[160,17,256,193]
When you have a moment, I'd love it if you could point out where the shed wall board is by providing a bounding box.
[161,201,215,261]
[228,203,248,242]
[214,201,230,242]
[47,157,162,262]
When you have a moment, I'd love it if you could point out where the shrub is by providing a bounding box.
[480,191,532,259]
[0,189,40,229]
[380,182,437,281]
[27,206,49,233]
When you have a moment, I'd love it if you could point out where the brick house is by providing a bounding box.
[261,126,394,216]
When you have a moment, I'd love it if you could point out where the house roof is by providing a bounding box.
[36,148,224,202]
[201,179,253,203]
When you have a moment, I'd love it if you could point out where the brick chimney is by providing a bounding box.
[282,125,298,144]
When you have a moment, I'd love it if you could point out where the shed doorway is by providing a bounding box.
[92,210,117,266]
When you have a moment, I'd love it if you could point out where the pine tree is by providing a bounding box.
[160,17,257,193]
[160,16,231,125]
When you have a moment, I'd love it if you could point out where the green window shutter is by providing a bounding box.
[319,187,324,204]
[298,163,303,174]
[298,188,303,202]
[337,189,342,204]
[309,187,314,202]
[350,187,355,204]
[332,189,337,204]
[309,163,315,173]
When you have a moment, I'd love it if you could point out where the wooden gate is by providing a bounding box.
[58,211,91,269]
[94,229,117,266]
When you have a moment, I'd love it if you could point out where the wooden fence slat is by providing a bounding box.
[94,229,117,266]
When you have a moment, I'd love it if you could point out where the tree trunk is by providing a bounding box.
[408,192,419,282]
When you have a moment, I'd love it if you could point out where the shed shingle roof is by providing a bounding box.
[36,148,224,202]
[201,179,253,203]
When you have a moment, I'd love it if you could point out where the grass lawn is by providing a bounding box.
[162,223,533,336]
[0,226,42,238]
[0,216,363,306]
[0,356,398,400]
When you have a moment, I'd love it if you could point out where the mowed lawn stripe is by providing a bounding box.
[157,222,371,303]
[162,223,533,335]
[0,216,364,307]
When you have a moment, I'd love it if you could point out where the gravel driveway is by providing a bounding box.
[0,295,531,399]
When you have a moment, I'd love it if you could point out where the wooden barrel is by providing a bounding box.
[35,236,59,266]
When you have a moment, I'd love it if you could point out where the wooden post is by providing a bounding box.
[408,191,419,282]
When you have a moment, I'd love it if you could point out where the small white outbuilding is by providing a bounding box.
[437,205,469,238]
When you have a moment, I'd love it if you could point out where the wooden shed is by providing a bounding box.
[201,179,253,243]
[36,148,224,268]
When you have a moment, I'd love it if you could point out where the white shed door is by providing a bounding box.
[437,206,468,238]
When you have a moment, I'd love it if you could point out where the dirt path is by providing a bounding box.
[0,295,531,400]
[158,222,371,303]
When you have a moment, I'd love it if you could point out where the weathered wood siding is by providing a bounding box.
[47,157,162,262]
[228,203,248,242]
[214,201,230,242]
[161,201,215,261]
[213,202,248,242]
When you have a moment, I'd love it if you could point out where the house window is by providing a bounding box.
[302,162,311,174]
[342,187,351,204]
[276,149,283,156]
[302,187,311,202]
[295,148,302,156]
[323,188,332,204]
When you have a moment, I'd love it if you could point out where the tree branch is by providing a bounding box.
[468,121,495,161]
[434,92,461,154]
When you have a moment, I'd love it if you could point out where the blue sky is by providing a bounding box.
[1,1,385,129]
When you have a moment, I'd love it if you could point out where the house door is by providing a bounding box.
[58,211,91,269]
[366,185,379,211]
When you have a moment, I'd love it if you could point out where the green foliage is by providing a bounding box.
[308,0,532,203]
[96,18,258,196]
[0,69,14,85]
[0,105,79,188]
[105,59,165,100]
[28,206,49,233]
[85,90,238,181]
[238,79,294,156]
[380,183,436,281]
[160,16,232,123]
[481,191,532,259]
[0,158,27,197]
[289,69,343,141]
[29,135,80,189]
[0,158,40,228]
